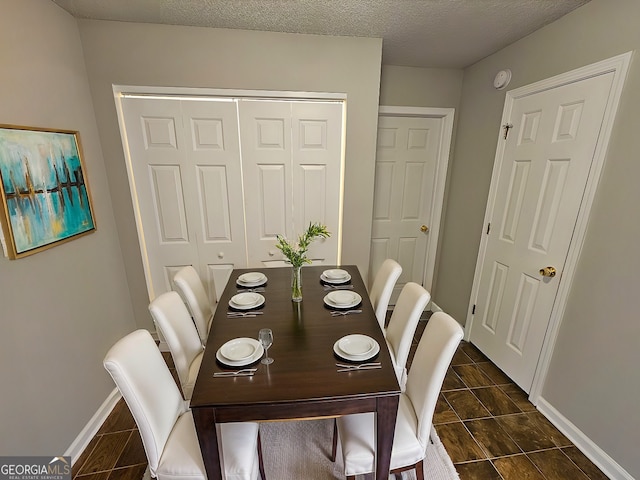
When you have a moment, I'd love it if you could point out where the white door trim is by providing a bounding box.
[465,51,632,404]
[377,106,455,294]
[113,84,347,101]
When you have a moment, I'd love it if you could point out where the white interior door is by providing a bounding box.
[239,99,343,267]
[469,72,614,392]
[291,101,343,264]
[121,97,245,301]
[370,114,443,302]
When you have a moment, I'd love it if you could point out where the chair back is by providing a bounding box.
[173,266,213,344]
[405,312,463,447]
[385,282,431,384]
[149,291,203,398]
[103,329,187,476]
[369,259,402,329]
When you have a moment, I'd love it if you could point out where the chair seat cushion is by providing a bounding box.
[157,411,259,480]
[336,395,425,477]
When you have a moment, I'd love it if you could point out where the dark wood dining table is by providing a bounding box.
[190,265,400,480]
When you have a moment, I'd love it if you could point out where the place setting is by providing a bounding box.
[236,271,268,292]
[213,328,275,376]
[323,289,362,316]
[227,290,265,317]
[214,337,264,375]
[333,333,381,372]
[320,268,353,290]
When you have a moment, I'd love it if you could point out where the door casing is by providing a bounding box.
[465,52,632,404]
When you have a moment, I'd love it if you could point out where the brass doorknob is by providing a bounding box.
[539,266,557,277]
[420,225,429,233]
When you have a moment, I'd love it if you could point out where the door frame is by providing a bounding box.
[465,52,631,403]
[376,106,455,300]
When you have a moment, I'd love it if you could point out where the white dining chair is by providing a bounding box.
[369,259,402,330]
[148,291,204,401]
[104,329,265,480]
[332,312,463,480]
[173,265,214,346]
[385,282,431,388]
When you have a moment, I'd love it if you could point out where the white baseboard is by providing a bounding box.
[429,301,443,313]
[151,328,169,351]
[65,388,122,465]
[537,397,634,480]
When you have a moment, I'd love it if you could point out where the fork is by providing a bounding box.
[227,311,264,317]
[330,309,362,316]
[336,362,381,372]
[323,284,354,290]
[213,368,257,377]
[237,287,265,293]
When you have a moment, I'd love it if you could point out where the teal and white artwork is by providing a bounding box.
[0,126,96,258]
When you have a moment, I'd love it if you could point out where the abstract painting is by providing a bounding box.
[0,125,96,259]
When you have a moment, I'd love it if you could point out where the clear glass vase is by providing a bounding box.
[291,265,303,302]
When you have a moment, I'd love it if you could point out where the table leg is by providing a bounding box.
[375,395,399,479]
[192,407,223,480]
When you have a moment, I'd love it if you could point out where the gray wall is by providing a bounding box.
[76,20,383,331]
[0,0,137,455]
[380,65,464,108]
[437,0,640,475]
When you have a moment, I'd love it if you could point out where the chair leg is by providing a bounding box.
[257,430,266,480]
[415,459,424,480]
[330,418,338,462]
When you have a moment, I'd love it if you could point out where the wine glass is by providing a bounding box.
[259,328,274,365]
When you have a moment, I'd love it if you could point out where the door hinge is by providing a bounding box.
[486,222,491,235]
[472,304,476,315]
[503,123,513,139]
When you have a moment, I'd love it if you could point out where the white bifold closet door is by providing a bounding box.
[238,99,343,266]
[120,96,343,303]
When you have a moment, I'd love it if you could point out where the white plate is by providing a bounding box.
[220,337,259,361]
[237,272,267,287]
[338,334,377,358]
[323,269,349,280]
[216,338,264,367]
[333,335,380,362]
[320,272,352,284]
[229,292,265,310]
[324,291,362,309]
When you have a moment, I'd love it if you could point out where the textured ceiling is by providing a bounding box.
[52,0,591,68]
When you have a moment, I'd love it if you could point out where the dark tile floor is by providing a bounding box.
[407,321,609,480]
[73,320,609,480]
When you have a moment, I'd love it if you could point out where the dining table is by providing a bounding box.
[190,264,401,480]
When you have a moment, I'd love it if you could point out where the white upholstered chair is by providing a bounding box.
[385,282,431,388]
[148,291,204,401]
[173,266,214,346]
[332,312,463,480]
[103,329,265,480]
[369,259,402,330]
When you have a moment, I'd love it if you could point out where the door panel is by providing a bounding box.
[181,100,246,299]
[370,116,441,301]
[470,72,614,392]
[122,97,244,300]
[122,98,197,298]
[238,100,293,267]
[239,99,343,267]
[292,101,343,264]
